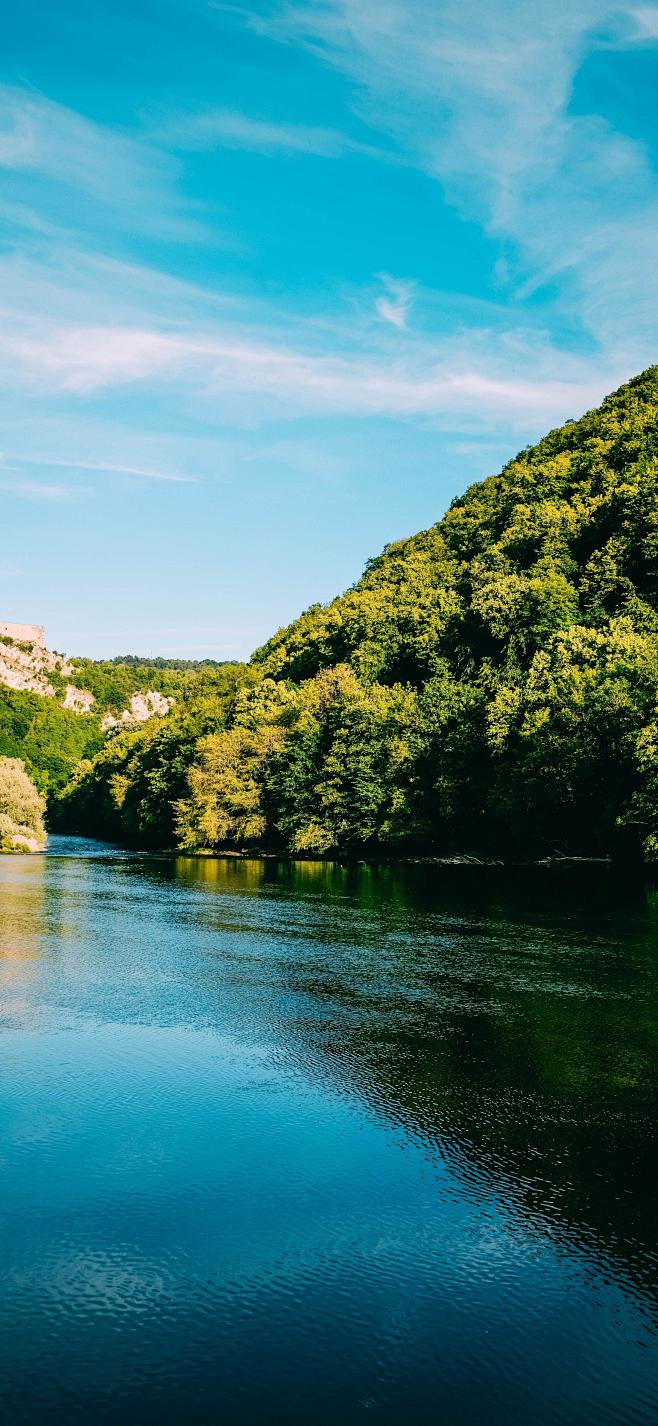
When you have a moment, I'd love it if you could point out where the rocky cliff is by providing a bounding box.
[0,627,173,726]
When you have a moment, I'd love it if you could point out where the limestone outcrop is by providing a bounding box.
[0,622,45,646]
[0,625,174,729]
[101,689,174,730]
[0,631,74,698]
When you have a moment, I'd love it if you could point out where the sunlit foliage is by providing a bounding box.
[0,756,46,851]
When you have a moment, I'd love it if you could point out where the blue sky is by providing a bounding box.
[1,0,658,658]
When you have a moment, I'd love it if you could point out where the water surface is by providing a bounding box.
[1,838,657,1424]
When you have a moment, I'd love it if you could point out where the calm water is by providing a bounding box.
[1,839,658,1424]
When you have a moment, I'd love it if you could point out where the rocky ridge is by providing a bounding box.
[0,628,173,727]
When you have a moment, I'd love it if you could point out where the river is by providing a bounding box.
[1,837,657,1423]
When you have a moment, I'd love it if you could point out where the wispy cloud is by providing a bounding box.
[0,558,24,578]
[0,177,630,444]
[7,455,198,484]
[0,24,653,484]
[375,274,415,329]
[160,107,390,159]
[17,326,190,391]
[628,6,658,39]
[0,84,202,240]
[6,2,657,660]
[0,310,616,428]
[259,1,658,361]
[2,479,88,501]
[0,187,616,433]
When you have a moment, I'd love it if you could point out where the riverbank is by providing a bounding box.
[43,831,616,870]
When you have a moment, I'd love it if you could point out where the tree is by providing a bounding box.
[0,757,46,852]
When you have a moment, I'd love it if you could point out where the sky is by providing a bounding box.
[1,0,658,659]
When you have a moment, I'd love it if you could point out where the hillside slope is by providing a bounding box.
[254,365,658,684]
[0,632,226,796]
[58,367,658,860]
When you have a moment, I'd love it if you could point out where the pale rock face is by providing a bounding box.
[102,690,174,731]
[63,685,95,713]
[0,636,67,697]
[0,625,175,731]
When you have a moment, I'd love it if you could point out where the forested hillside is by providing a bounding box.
[57,368,658,861]
[0,656,228,796]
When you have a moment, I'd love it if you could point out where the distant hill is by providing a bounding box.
[57,367,658,860]
[0,629,223,796]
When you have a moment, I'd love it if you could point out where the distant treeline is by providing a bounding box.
[54,367,658,862]
[103,655,229,670]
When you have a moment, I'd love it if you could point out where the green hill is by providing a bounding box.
[57,367,658,861]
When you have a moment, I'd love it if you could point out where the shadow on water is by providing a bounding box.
[167,856,658,1302]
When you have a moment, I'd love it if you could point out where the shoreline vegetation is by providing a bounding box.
[0,757,47,853]
[12,366,658,866]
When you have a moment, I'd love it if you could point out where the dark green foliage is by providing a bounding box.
[56,367,658,860]
[0,687,104,797]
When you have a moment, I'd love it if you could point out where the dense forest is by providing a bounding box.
[55,367,658,861]
[66,658,208,717]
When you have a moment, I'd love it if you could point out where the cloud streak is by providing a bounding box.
[375,274,415,329]
[629,6,658,39]
[0,19,654,500]
[0,310,617,428]
[160,107,392,160]
[261,0,658,360]
[7,455,198,483]
[1,479,88,501]
[0,84,201,240]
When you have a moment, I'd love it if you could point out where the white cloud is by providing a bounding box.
[8,455,197,484]
[0,227,607,432]
[0,84,201,240]
[0,38,651,474]
[0,412,245,499]
[160,107,388,159]
[2,479,88,501]
[0,310,617,428]
[628,7,658,39]
[375,274,415,329]
[3,325,193,393]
